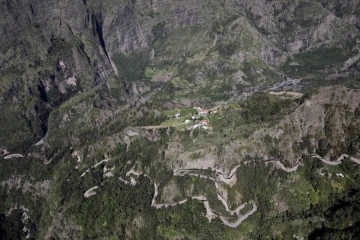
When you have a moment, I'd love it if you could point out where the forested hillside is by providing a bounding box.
[1,0,360,239]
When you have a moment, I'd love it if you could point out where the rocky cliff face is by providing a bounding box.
[1,1,360,239]
[235,86,360,166]
[0,0,358,91]
[0,0,359,152]
[1,175,51,198]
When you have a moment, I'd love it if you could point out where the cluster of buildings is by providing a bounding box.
[196,107,214,117]
[168,107,215,130]
[190,107,212,130]
[192,119,209,130]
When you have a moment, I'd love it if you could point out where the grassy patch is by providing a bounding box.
[281,39,358,78]
[180,108,197,117]
[114,50,150,82]
[0,103,37,152]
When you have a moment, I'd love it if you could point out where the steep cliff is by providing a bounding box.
[1,0,360,239]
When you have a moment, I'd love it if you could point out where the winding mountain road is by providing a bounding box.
[3,154,24,159]
[96,152,360,228]
[220,202,258,228]
[311,153,360,165]
[84,186,98,198]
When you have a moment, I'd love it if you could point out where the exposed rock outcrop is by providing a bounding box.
[1,176,51,198]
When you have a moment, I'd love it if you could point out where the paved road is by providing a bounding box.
[311,153,360,165]
[115,152,360,228]
[84,186,98,198]
[172,166,258,227]
[4,154,24,159]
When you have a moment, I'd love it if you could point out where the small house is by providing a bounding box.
[336,173,344,178]
[192,116,200,120]
[200,109,208,116]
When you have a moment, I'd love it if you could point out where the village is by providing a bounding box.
[161,106,220,130]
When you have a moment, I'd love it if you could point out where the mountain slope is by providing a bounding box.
[1,0,360,239]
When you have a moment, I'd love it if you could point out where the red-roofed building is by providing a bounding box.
[200,109,209,116]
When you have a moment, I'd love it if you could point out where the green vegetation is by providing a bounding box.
[114,50,150,82]
[295,1,326,28]
[2,86,360,239]
[0,158,52,181]
[301,76,360,91]
[75,177,157,239]
[0,183,48,240]
[180,108,197,117]
[156,200,225,239]
[209,92,298,136]
[1,1,360,238]
[0,209,36,240]
[0,103,37,152]
[281,39,358,78]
